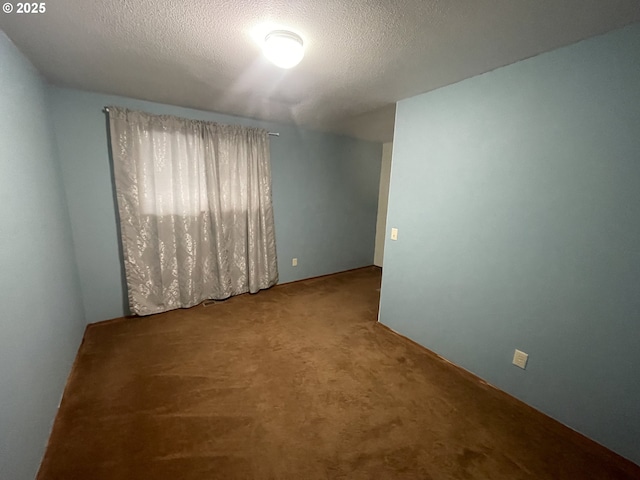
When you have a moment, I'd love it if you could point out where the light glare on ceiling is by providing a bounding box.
[263,30,304,69]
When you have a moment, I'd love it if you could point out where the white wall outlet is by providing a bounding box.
[512,349,529,369]
[390,227,398,241]
[292,258,298,267]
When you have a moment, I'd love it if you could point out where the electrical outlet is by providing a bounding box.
[512,349,528,369]
[292,258,298,267]
[390,228,398,240]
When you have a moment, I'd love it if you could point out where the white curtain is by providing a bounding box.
[108,107,278,316]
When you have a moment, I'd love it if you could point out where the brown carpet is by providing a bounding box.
[38,267,639,479]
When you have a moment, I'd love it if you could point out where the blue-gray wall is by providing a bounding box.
[0,33,86,479]
[49,87,382,323]
[380,23,640,464]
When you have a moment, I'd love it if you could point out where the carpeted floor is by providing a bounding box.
[38,267,639,479]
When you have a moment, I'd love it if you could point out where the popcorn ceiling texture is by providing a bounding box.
[1,0,639,141]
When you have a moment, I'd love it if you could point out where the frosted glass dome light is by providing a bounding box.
[263,30,304,69]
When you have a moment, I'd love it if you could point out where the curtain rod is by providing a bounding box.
[102,107,280,136]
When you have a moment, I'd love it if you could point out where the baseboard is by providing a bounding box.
[276,265,380,287]
[88,314,137,327]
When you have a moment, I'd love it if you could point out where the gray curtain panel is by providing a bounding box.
[108,107,278,316]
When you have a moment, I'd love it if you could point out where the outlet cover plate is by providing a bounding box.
[513,349,528,369]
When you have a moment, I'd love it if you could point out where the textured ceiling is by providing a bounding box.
[1,1,639,142]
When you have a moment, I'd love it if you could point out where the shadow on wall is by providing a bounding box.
[104,112,131,316]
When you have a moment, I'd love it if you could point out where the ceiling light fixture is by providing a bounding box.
[263,30,304,69]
